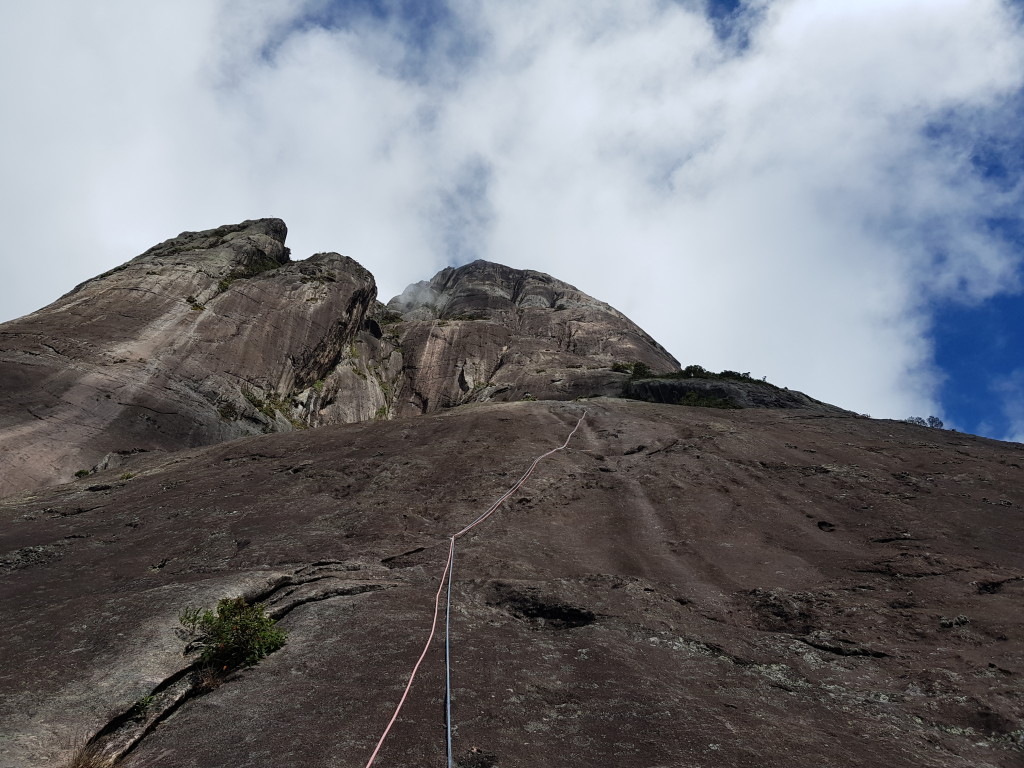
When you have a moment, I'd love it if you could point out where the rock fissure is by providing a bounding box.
[70,569,399,767]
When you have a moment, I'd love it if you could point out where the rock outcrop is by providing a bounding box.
[0,222,688,496]
[376,260,682,415]
[1,399,1021,767]
[0,219,379,495]
[624,373,852,413]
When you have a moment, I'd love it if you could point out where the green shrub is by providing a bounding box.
[718,370,753,382]
[631,361,652,379]
[658,365,782,390]
[74,469,90,479]
[241,386,264,410]
[218,402,239,421]
[611,361,653,378]
[180,597,286,670]
[129,694,156,719]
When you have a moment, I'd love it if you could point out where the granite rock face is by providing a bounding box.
[0,224,686,496]
[0,219,379,495]
[378,260,681,415]
[1,400,1021,768]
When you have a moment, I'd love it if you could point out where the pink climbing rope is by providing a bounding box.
[362,409,588,768]
[360,537,455,768]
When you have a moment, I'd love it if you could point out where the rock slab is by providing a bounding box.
[1,400,1022,767]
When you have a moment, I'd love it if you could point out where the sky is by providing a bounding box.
[1,0,1023,441]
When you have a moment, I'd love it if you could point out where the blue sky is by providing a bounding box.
[1,0,1023,441]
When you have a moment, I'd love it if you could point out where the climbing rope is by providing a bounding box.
[362,409,588,768]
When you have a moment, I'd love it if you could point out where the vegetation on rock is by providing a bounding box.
[179,597,286,670]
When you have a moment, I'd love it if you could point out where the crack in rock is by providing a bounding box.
[72,567,399,765]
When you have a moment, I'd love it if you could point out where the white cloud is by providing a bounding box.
[1,0,1022,422]
[994,369,1024,443]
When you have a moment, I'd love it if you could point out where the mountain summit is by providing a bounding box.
[0,217,775,495]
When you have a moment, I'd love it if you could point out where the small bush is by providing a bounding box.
[313,379,325,392]
[180,597,286,670]
[119,472,136,481]
[74,469,90,479]
[129,694,156,720]
[241,386,264,410]
[218,402,239,421]
[611,361,653,378]
[631,362,652,379]
[718,370,754,382]
[656,365,782,389]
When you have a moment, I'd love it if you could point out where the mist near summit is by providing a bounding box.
[1,0,1023,436]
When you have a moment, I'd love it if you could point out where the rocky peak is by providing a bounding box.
[365,260,683,416]
[136,217,289,261]
[388,259,616,319]
[63,218,291,305]
[0,218,833,497]
[0,219,378,496]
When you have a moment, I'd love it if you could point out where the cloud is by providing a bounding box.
[994,368,1024,443]
[1,0,1022,424]
[424,0,1024,416]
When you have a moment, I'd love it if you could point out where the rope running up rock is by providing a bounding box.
[362,409,588,768]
